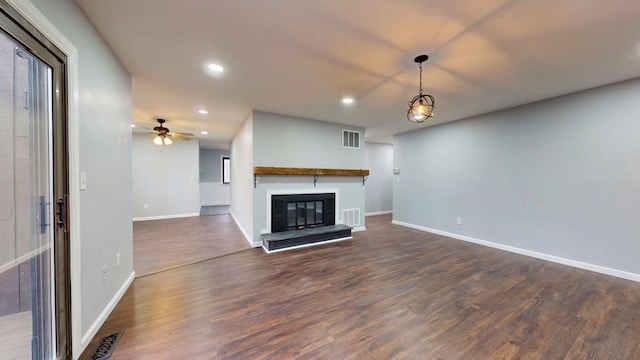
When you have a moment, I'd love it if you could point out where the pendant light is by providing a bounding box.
[407,54,435,123]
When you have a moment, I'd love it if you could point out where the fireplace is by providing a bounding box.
[271,193,335,233]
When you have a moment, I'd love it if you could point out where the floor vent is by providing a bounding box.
[343,208,361,227]
[87,330,123,360]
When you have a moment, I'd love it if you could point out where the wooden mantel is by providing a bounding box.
[254,166,369,177]
[253,166,370,187]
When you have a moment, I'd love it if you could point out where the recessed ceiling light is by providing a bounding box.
[131,124,136,128]
[208,63,224,72]
[200,131,208,135]
[198,109,208,114]
[342,97,354,105]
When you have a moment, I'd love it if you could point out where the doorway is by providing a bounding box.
[0,4,70,359]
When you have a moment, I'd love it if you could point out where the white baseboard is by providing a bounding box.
[392,220,640,283]
[229,209,258,247]
[366,210,392,216]
[132,213,200,222]
[352,226,366,232]
[200,202,230,206]
[80,271,135,350]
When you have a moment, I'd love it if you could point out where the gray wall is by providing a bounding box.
[230,113,254,244]
[394,77,640,276]
[132,133,200,219]
[199,148,230,206]
[365,142,393,214]
[30,0,134,349]
[200,148,229,182]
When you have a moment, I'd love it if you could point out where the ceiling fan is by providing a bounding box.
[147,118,193,145]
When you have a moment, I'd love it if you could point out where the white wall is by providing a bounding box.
[132,133,200,220]
[199,148,230,206]
[394,77,640,280]
[365,142,393,215]
[26,0,133,356]
[230,113,254,245]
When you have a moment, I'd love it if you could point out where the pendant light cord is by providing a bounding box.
[418,62,423,96]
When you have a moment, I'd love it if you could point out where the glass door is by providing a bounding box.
[0,4,70,358]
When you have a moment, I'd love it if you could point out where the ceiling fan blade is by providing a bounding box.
[169,134,191,141]
[171,131,194,136]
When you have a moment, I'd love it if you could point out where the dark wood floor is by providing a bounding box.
[82,214,640,359]
[133,213,250,277]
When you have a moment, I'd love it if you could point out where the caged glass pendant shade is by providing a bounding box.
[153,135,163,145]
[407,54,435,123]
[163,137,172,145]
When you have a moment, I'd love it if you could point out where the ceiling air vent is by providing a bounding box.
[342,130,360,149]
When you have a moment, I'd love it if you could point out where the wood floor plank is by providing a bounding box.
[81,214,640,359]
[0,311,31,360]
[133,213,251,277]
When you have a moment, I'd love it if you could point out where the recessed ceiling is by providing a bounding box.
[75,0,640,149]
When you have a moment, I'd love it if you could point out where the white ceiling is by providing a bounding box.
[75,0,640,149]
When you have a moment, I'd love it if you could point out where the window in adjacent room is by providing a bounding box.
[222,156,231,184]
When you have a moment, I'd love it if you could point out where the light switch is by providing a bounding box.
[80,172,87,190]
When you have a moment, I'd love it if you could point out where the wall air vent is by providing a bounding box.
[342,130,360,149]
[342,208,361,227]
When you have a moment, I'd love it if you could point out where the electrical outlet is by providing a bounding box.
[456,217,462,225]
[144,203,149,209]
[116,253,121,269]
[101,266,107,282]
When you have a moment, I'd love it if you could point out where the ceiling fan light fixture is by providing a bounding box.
[150,118,192,145]
[407,54,435,123]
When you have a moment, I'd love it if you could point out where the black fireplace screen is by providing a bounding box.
[272,193,335,232]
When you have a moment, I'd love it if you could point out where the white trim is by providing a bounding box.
[6,0,83,357]
[392,220,640,283]
[264,188,339,234]
[132,213,200,222]
[352,226,366,232]
[262,236,352,254]
[200,201,230,206]
[366,210,392,216]
[229,208,258,247]
[80,271,135,347]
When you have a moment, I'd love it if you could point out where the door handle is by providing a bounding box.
[56,195,69,233]
[40,195,50,234]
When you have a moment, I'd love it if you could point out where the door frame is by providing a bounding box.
[2,0,82,358]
